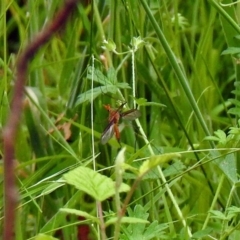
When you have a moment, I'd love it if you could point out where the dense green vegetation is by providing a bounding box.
[1,0,240,239]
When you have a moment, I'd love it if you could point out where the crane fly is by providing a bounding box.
[100,103,141,144]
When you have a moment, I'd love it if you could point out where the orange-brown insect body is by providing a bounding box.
[104,104,121,124]
[101,103,140,144]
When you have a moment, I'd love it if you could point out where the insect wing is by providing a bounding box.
[101,120,115,144]
[121,109,141,121]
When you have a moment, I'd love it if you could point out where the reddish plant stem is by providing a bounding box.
[3,1,78,239]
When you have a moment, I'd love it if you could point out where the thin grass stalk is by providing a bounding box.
[91,55,101,238]
[131,49,136,109]
[93,0,113,67]
[139,0,214,148]
[208,0,240,34]
[202,174,225,231]
[220,184,235,239]
[128,40,192,236]
[235,64,240,199]
[91,55,96,171]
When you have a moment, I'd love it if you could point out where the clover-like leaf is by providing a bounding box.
[119,205,168,240]
[75,85,117,106]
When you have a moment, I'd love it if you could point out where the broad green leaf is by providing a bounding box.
[60,208,99,223]
[139,153,181,177]
[63,166,130,201]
